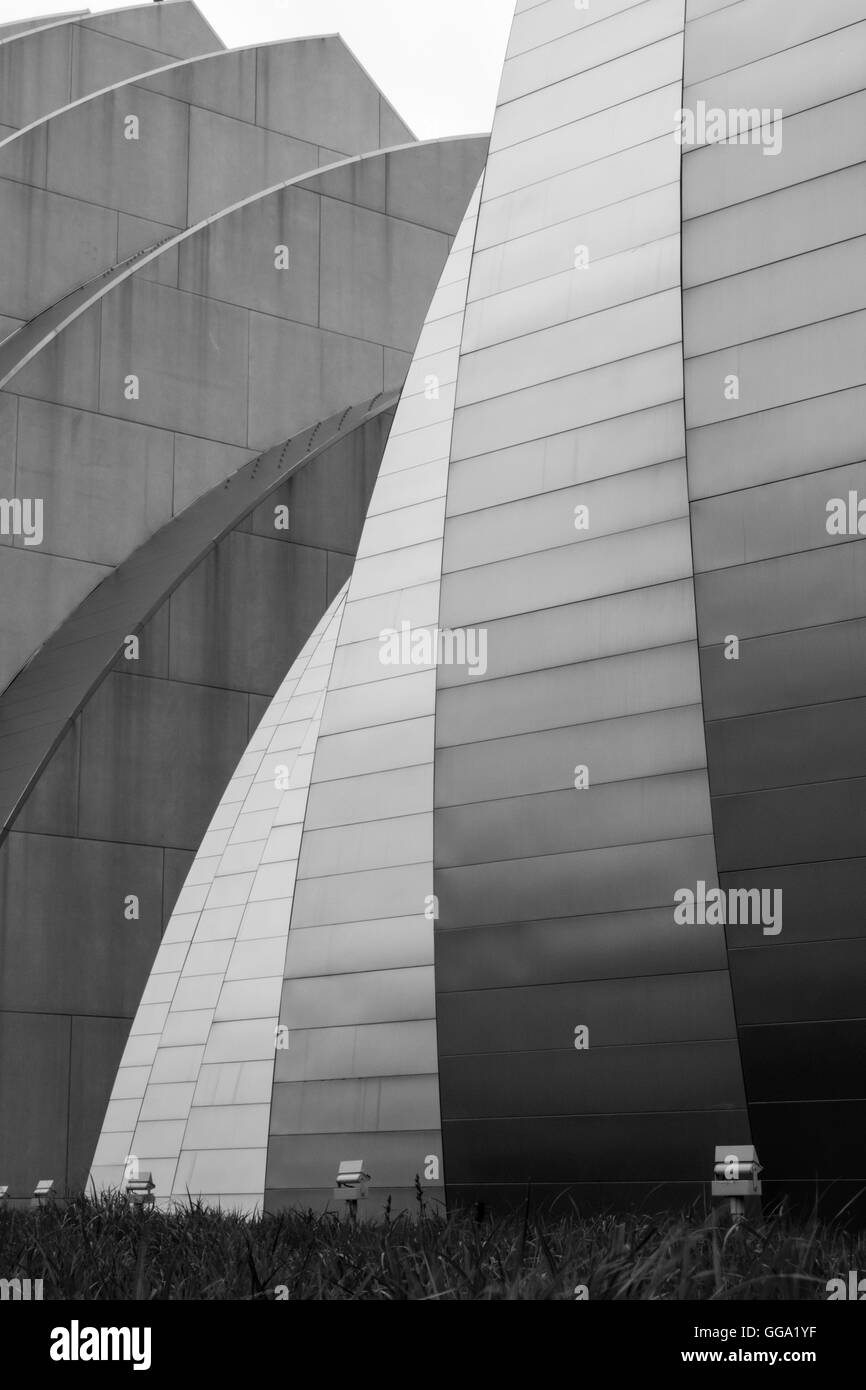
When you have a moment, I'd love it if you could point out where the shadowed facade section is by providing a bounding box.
[432,0,750,1215]
[682,0,866,1219]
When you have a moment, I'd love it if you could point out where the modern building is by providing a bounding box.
[0,0,486,1197]
[1,0,865,1220]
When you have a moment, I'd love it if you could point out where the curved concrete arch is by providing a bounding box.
[0,3,223,133]
[90,584,350,1209]
[0,391,398,841]
[0,35,415,329]
[0,392,394,1198]
[0,13,88,43]
[0,135,488,698]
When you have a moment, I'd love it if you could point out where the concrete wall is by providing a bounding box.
[682,0,866,1220]
[0,3,223,131]
[0,36,415,332]
[0,108,485,1197]
[0,12,89,41]
[0,138,486,699]
[0,412,390,1198]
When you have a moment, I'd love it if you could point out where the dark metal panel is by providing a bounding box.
[436,972,739,1054]
[722,859,866,949]
[442,1110,751,1184]
[436,836,718,927]
[439,1041,746,1119]
[747,1101,866,1179]
[739,1021,866,1103]
[699,619,866,722]
[695,543,866,646]
[706,699,866,797]
[713,779,866,872]
[730,940,866,1027]
[435,909,727,994]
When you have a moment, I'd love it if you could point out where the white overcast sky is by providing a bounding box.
[0,0,516,137]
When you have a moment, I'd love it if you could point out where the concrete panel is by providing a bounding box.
[114,600,170,681]
[247,314,382,451]
[172,434,255,514]
[5,306,101,413]
[117,214,180,286]
[380,99,414,147]
[14,397,174,566]
[387,137,491,235]
[13,722,80,838]
[78,672,250,849]
[0,316,24,342]
[164,848,196,924]
[168,532,329,695]
[0,1010,69,1196]
[247,413,390,554]
[0,179,118,324]
[178,184,320,321]
[46,85,190,228]
[320,198,449,349]
[0,13,87,41]
[0,122,47,185]
[139,47,253,122]
[0,28,73,128]
[0,830,163,1015]
[80,3,224,57]
[186,106,319,226]
[68,1015,132,1191]
[0,547,108,696]
[98,277,250,445]
[0,392,15,531]
[255,37,381,152]
[71,28,189,103]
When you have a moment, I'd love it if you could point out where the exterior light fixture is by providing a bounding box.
[125,1171,156,1208]
[333,1159,370,1220]
[712,1145,762,1221]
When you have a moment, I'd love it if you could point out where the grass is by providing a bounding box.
[0,1190,862,1300]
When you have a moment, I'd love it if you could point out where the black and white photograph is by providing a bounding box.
[0,0,863,1363]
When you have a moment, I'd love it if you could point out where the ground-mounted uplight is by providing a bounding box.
[125,1172,156,1209]
[333,1160,370,1222]
[712,1145,762,1223]
[32,1179,55,1208]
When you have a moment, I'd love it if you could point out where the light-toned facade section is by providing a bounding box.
[433,0,748,1209]
[263,183,483,1214]
[90,589,348,1210]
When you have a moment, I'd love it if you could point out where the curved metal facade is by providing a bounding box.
[78,0,866,1215]
[433,0,748,1213]
[682,0,866,1215]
